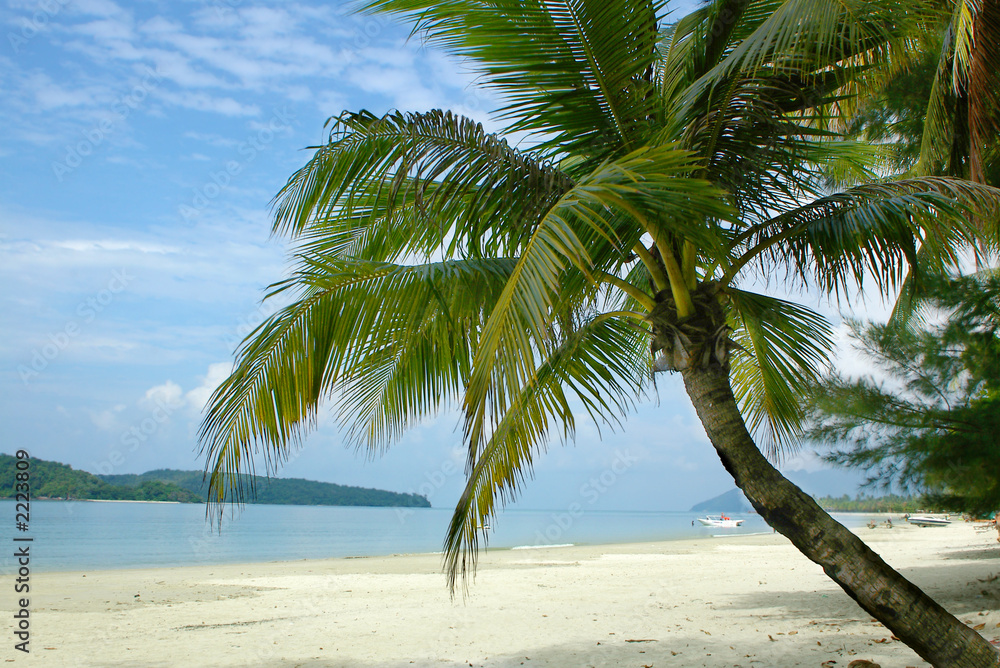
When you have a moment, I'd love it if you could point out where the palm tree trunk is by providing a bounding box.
[681,362,1000,668]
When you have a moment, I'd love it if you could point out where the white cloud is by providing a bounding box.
[154,90,260,116]
[315,90,348,116]
[184,362,233,412]
[780,448,828,474]
[25,73,107,110]
[182,130,239,147]
[347,62,441,112]
[830,322,880,381]
[51,239,179,254]
[143,380,183,410]
[69,0,129,18]
[144,49,229,89]
[75,17,135,42]
[73,337,139,354]
[90,406,122,431]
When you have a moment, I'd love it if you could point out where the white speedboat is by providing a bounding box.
[697,516,744,528]
[907,515,951,527]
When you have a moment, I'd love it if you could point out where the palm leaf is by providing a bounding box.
[728,177,1000,295]
[915,0,1000,181]
[362,0,663,155]
[681,0,915,110]
[462,145,735,453]
[273,110,574,259]
[445,314,650,591]
[200,256,516,508]
[728,289,834,457]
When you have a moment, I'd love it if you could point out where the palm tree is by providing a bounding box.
[199,1,1000,664]
[845,0,1000,184]
[914,0,1000,185]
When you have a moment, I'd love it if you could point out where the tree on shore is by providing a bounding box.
[808,272,1000,517]
[845,0,1000,186]
[200,1,1000,664]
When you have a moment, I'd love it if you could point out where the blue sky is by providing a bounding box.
[2,0,870,514]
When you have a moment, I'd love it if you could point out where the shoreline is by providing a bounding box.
[85,498,184,504]
[16,522,998,667]
[17,509,939,576]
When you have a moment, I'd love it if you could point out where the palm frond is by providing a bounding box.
[445,314,650,591]
[729,177,1000,295]
[915,0,1000,181]
[200,256,516,509]
[967,0,1000,183]
[679,0,915,113]
[362,0,663,155]
[917,24,961,177]
[462,145,735,453]
[728,289,834,457]
[683,74,871,221]
[272,110,574,259]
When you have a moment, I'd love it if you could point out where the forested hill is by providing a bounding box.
[814,494,928,513]
[99,469,431,508]
[1,454,430,507]
[690,488,753,513]
[0,453,200,502]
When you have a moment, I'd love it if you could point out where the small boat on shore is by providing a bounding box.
[907,515,951,527]
[697,516,744,528]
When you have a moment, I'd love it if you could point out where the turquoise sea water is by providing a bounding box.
[0,500,868,573]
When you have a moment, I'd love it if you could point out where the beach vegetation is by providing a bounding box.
[0,453,201,503]
[199,0,1000,664]
[101,469,431,508]
[808,271,1000,517]
[0,454,429,507]
[815,493,933,514]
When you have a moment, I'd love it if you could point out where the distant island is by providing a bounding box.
[0,453,200,502]
[0,454,430,508]
[690,488,753,513]
[100,469,431,508]
[691,487,930,514]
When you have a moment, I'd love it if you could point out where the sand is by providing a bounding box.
[8,519,999,667]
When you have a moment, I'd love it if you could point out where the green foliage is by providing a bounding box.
[130,480,203,503]
[813,494,932,513]
[101,469,430,508]
[845,45,940,172]
[844,1,1000,183]
[0,455,428,507]
[808,271,1000,515]
[0,454,201,503]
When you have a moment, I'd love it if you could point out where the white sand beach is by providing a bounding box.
[10,520,999,667]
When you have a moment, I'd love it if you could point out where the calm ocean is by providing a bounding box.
[0,500,868,573]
